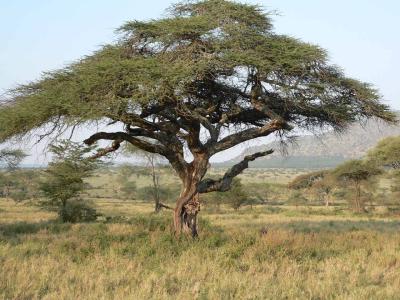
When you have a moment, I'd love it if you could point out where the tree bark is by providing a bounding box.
[173,156,209,238]
[149,156,162,213]
[174,186,201,238]
[173,150,274,237]
[354,182,366,213]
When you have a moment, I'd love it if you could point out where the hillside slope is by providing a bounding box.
[220,114,400,169]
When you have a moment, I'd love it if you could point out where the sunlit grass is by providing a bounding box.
[1,198,400,299]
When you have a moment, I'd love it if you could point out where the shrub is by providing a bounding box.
[136,185,178,202]
[59,200,99,223]
[120,181,137,199]
[204,179,248,210]
[40,140,103,223]
[287,191,308,205]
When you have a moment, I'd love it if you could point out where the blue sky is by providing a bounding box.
[1,0,399,110]
[0,0,399,163]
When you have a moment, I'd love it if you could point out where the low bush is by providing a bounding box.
[59,200,99,223]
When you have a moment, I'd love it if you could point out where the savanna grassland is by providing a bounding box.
[1,167,400,300]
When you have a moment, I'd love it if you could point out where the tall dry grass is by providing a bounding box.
[1,199,400,299]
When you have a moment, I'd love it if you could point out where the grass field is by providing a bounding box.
[1,197,400,299]
[84,167,306,198]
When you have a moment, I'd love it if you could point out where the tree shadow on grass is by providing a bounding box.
[269,219,400,233]
[0,220,72,243]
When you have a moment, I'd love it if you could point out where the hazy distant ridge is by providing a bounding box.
[221,113,400,168]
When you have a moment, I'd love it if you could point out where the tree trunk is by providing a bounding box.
[155,200,162,213]
[354,182,366,213]
[149,156,162,213]
[174,186,201,238]
[173,156,208,238]
[325,194,330,207]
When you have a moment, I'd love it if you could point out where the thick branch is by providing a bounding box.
[90,140,121,159]
[211,119,288,155]
[83,131,167,155]
[198,149,274,193]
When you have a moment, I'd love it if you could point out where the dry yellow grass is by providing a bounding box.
[1,198,400,299]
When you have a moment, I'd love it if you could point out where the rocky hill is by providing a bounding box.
[219,113,400,169]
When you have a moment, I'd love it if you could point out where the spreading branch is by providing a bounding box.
[89,140,121,160]
[211,120,289,155]
[198,149,274,193]
[83,132,167,155]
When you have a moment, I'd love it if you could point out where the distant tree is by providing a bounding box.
[0,149,26,170]
[367,136,400,169]
[117,163,137,180]
[0,0,396,236]
[287,190,308,206]
[311,175,337,207]
[288,171,326,190]
[124,144,172,212]
[115,164,137,198]
[0,169,40,201]
[391,171,400,201]
[332,160,382,212]
[367,136,400,203]
[136,185,177,204]
[205,178,248,210]
[120,180,137,200]
[289,171,336,207]
[224,179,248,210]
[0,149,32,201]
[40,141,103,222]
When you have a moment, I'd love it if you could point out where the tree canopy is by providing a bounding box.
[0,0,397,235]
[0,149,27,169]
[40,141,102,222]
[367,136,400,169]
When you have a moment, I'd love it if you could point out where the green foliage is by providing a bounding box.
[287,191,309,205]
[136,185,178,203]
[0,0,395,144]
[288,171,326,190]
[117,163,137,180]
[40,140,102,222]
[120,181,137,199]
[58,199,98,223]
[244,182,271,203]
[0,149,26,169]
[288,170,339,206]
[204,178,248,210]
[332,159,382,212]
[115,164,137,199]
[332,160,382,183]
[0,169,40,201]
[367,136,400,169]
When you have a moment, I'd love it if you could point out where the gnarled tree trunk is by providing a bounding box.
[173,156,209,238]
[174,193,200,237]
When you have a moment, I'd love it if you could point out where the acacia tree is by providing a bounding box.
[367,136,400,201]
[288,171,336,207]
[367,136,400,169]
[332,160,382,212]
[0,149,26,170]
[40,141,102,222]
[0,0,396,236]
